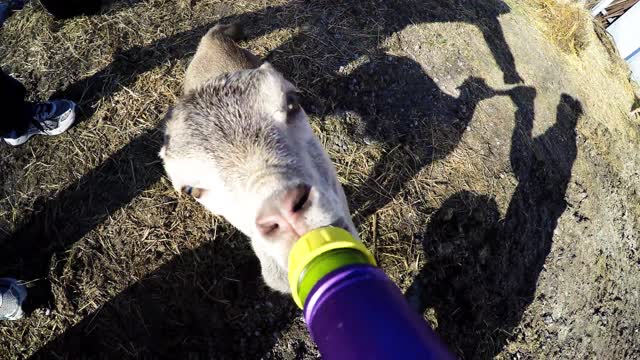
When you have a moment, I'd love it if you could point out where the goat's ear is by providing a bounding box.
[258,62,276,72]
[257,63,290,122]
[159,106,174,159]
[159,139,168,159]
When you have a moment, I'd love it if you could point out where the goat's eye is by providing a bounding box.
[286,91,302,118]
[181,186,203,199]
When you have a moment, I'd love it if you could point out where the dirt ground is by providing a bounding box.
[1,0,639,359]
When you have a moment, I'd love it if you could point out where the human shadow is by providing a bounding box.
[1,0,525,356]
[54,0,522,123]
[0,128,163,308]
[30,229,298,359]
[326,52,497,222]
[405,93,583,358]
[48,8,275,122]
[419,0,523,84]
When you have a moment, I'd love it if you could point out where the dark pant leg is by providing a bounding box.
[0,69,31,137]
[40,0,102,19]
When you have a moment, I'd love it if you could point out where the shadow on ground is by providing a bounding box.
[328,52,497,222]
[0,0,559,357]
[405,94,583,358]
[32,229,298,359]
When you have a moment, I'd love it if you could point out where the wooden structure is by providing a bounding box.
[603,1,640,83]
[590,0,640,26]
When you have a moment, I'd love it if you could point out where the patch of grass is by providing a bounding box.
[533,0,591,54]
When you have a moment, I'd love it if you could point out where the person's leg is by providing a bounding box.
[40,0,102,19]
[1,69,77,146]
[0,69,32,137]
[0,0,24,26]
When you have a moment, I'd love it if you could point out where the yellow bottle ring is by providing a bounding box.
[288,226,376,308]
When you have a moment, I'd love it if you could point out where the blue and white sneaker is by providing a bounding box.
[3,100,76,146]
[0,278,27,320]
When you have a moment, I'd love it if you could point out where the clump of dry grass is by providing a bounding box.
[533,0,591,54]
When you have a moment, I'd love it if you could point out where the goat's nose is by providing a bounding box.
[256,184,312,237]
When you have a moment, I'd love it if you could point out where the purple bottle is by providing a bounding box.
[288,227,455,360]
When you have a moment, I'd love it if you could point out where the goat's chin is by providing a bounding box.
[257,252,292,293]
[263,272,291,294]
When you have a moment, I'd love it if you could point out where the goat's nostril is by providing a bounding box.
[257,184,312,237]
[291,184,311,213]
